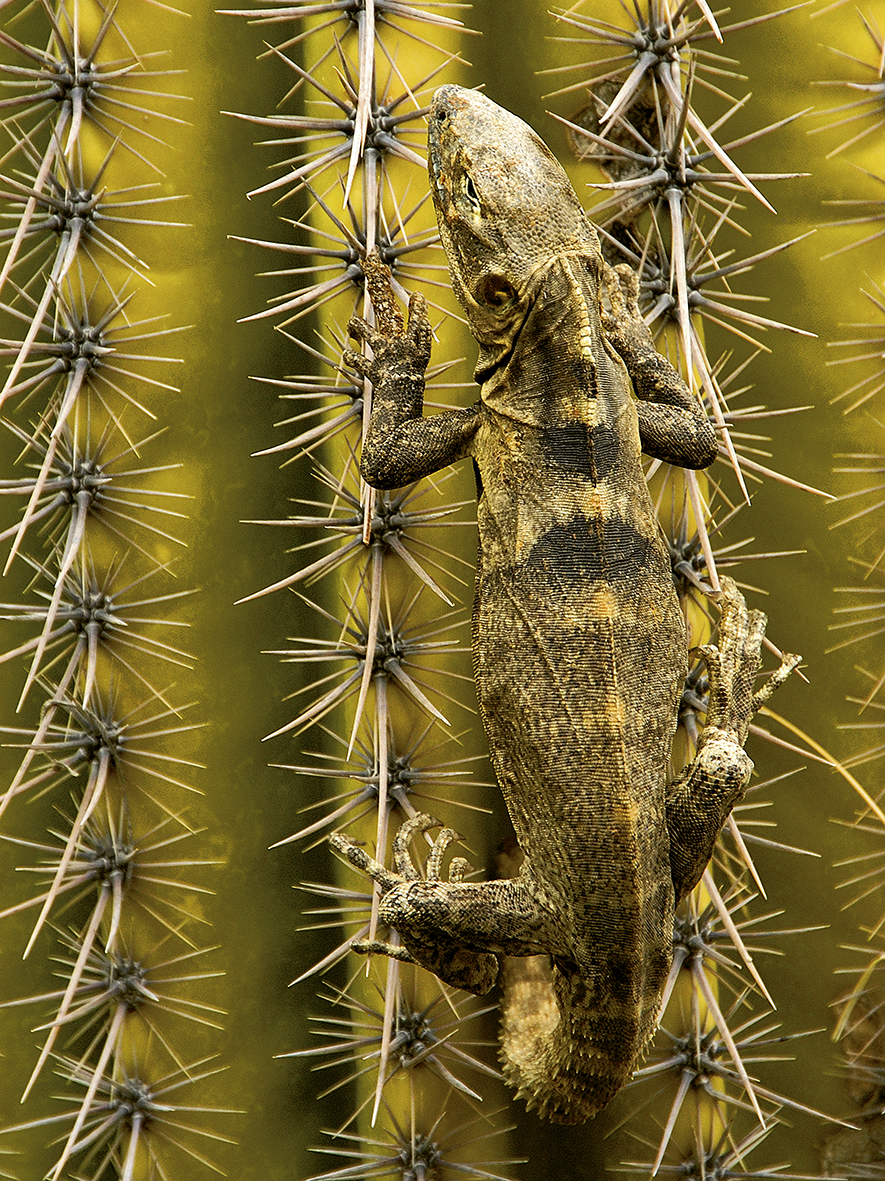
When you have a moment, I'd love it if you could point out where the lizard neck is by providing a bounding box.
[478,251,630,431]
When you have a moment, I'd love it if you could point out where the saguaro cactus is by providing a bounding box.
[0,2,878,1179]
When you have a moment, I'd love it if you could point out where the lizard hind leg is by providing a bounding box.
[666,577,801,902]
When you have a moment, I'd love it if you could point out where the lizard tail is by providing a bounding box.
[500,954,648,1123]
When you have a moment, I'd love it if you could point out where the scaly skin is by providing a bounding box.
[332,87,799,1123]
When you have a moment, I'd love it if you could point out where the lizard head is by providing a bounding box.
[428,86,601,373]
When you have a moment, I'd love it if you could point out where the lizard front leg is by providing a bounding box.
[601,262,717,470]
[346,251,480,489]
[330,813,557,995]
[666,578,801,902]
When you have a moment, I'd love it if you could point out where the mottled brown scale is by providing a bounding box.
[332,86,799,1123]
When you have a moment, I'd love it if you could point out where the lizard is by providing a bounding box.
[330,85,800,1124]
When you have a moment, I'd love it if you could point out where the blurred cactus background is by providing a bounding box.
[1,1,884,1178]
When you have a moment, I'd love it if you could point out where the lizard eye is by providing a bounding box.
[464,174,481,214]
[478,275,516,309]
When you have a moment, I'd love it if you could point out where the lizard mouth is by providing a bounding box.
[426,86,459,194]
[427,85,498,219]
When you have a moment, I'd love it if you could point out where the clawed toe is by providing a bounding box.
[753,650,802,710]
[329,812,469,898]
[329,831,399,893]
[360,249,405,336]
[342,344,371,378]
[700,577,799,743]
[392,812,466,882]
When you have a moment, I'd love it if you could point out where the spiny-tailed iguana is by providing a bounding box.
[332,85,799,1123]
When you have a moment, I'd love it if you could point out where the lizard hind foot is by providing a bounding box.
[330,815,497,995]
[328,812,470,891]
